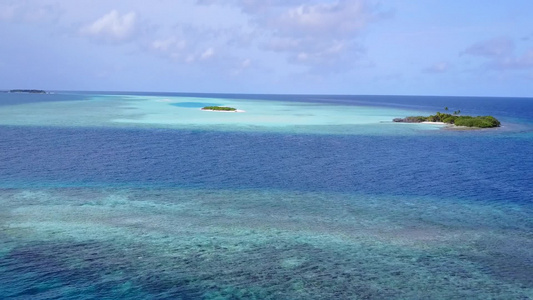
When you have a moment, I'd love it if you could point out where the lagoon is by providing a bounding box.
[0,92,532,299]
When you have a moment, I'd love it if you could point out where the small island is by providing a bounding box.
[201,106,237,112]
[9,89,47,94]
[394,109,500,128]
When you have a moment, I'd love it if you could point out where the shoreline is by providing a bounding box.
[421,121,483,130]
[421,121,447,125]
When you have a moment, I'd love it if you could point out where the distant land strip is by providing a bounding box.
[7,89,47,94]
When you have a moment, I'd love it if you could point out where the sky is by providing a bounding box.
[1,0,532,97]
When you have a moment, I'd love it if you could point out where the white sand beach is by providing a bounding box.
[421,121,447,125]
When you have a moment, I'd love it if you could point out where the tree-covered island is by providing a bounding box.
[9,89,47,94]
[394,110,500,128]
[201,106,237,111]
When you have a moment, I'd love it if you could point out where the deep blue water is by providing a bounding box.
[0,92,532,299]
[1,126,531,204]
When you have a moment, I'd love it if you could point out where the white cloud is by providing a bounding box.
[463,37,514,57]
[200,47,215,60]
[274,1,371,37]
[241,58,251,68]
[0,2,61,23]
[234,0,307,14]
[463,37,533,71]
[230,58,252,75]
[150,37,187,60]
[264,37,301,52]
[144,20,238,65]
[146,32,218,64]
[288,40,359,69]
[223,0,387,73]
[497,49,533,70]
[151,37,186,52]
[423,62,451,74]
[167,1,386,75]
[0,3,16,21]
[80,10,137,43]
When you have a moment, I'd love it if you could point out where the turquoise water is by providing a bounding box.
[0,93,447,134]
[0,92,532,299]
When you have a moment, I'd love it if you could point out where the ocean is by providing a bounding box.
[0,92,532,299]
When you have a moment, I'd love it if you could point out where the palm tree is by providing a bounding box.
[435,112,442,121]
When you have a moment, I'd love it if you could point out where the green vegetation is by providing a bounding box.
[425,112,500,128]
[201,106,237,111]
[9,89,46,94]
[394,107,500,128]
[453,116,501,128]
[405,116,428,122]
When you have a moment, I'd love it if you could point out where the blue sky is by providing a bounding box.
[1,0,532,96]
